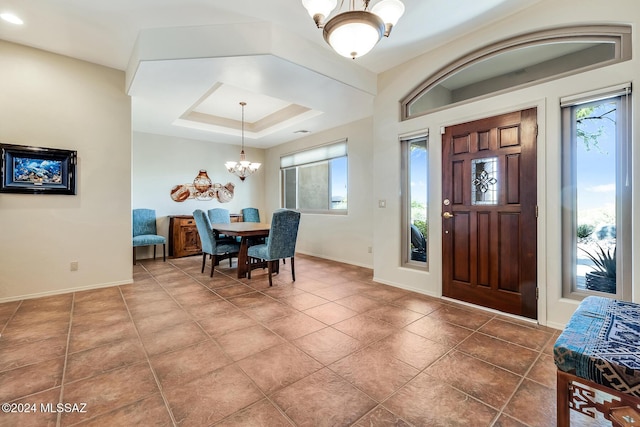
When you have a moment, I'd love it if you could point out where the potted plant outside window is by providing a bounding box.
[581,244,616,293]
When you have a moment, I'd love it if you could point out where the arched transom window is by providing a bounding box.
[401,25,631,120]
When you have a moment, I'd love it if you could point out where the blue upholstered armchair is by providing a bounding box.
[132,209,166,264]
[241,207,260,223]
[193,209,240,277]
[247,209,301,286]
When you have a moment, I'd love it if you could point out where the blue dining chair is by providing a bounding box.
[208,208,230,224]
[207,208,236,242]
[193,210,240,276]
[247,209,301,286]
[241,207,260,223]
[241,207,265,245]
[132,209,166,265]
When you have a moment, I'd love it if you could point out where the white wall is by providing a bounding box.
[132,132,265,259]
[0,40,132,302]
[264,117,374,268]
[372,0,640,328]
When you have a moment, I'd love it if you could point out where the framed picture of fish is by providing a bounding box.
[0,143,77,195]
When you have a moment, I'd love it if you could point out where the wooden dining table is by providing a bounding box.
[210,222,270,278]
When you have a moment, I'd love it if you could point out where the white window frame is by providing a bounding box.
[560,83,632,300]
[280,139,348,214]
[400,133,429,269]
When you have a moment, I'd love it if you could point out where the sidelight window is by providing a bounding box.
[561,84,632,299]
[401,134,428,268]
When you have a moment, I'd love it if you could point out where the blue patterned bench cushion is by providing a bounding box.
[554,296,640,397]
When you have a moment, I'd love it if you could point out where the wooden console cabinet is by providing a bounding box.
[169,215,202,258]
[169,214,243,258]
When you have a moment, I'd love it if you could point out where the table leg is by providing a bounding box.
[236,236,249,278]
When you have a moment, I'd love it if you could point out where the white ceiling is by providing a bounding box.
[0,0,542,148]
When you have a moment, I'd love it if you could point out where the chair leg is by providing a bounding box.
[267,260,273,286]
[162,244,166,262]
[211,255,217,277]
[133,247,136,265]
[291,257,295,282]
[247,257,252,279]
[153,245,157,260]
[201,252,207,273]
[229,255,233,267]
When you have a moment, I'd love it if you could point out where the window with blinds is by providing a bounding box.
[280,139,348,214]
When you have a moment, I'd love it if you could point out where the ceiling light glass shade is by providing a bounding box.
[371,0,405,36]
[303,0,404,59]
[323,11,384,59]
[225,152,261,181]
[302,0,337,26]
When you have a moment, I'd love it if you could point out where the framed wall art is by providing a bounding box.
[0,143,77,195]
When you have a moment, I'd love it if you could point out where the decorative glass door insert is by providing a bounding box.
[471,157,498,205]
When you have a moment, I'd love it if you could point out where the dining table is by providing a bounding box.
[210,222,271,278]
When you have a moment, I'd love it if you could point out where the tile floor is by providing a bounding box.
[0,254,609,426]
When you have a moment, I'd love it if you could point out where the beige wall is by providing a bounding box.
[0,41,132,302]
[264,117,374,267]
[132,131,265,259]
[372,0,640,328]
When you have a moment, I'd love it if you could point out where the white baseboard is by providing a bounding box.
[0,279,133,304]
[296,250,373,269]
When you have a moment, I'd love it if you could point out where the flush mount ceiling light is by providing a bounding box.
[225,102,261,181]
[302,0,404,59]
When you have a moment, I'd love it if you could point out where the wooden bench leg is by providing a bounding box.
[557,370,571,427]
[557,369,640,426]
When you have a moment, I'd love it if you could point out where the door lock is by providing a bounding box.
[442,212,454,219]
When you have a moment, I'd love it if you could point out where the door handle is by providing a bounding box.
[442,212,454,219]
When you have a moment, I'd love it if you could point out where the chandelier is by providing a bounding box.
[302,0,405,59]
[225,102,261,181]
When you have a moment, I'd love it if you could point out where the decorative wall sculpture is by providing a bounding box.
[170,169,235,203]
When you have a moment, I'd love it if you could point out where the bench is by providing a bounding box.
[554,296,640,426]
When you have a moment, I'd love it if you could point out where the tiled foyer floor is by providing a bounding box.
[0,254,608,426]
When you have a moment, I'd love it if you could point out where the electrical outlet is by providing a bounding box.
[367,246,373,253]
[378,200,386,208]
[70,261,79,271]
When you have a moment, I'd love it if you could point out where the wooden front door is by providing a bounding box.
[442,108,537,319]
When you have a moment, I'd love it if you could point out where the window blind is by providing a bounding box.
[280,139,347,169]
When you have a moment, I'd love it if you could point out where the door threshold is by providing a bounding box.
[441,296,539,325]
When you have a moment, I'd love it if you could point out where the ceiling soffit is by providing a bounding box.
[126,22,377,95]
[126,22,377,148]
